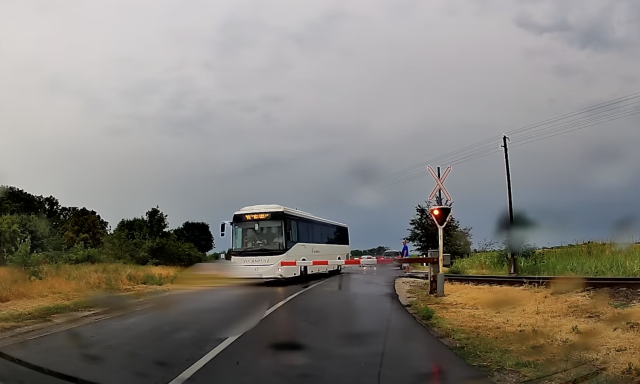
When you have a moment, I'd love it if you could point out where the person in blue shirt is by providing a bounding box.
[401,240,410,258]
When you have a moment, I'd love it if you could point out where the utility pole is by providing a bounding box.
[502,135,516,275]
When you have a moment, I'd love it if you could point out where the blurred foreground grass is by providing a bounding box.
[0,264,181,327]
[450,242,640,277]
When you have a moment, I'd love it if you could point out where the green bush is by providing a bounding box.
[7,238,43,279]
[145,236,204,267]
[450,251,507,274]
[67,243,106,264]
[448,262,465,274]
[413,303,435,321]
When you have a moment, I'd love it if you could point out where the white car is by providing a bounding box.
[359,255,375,267]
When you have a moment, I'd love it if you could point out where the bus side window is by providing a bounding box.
[286,219,298,247]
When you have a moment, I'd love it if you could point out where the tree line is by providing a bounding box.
[350,246,390,257]
[0,186,214,275]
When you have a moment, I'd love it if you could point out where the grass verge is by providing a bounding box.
[0,301,92,324]
[399,278,640,383]
[0,264,182,329]
[450,242,640,276]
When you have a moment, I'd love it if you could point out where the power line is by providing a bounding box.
[296,91,640,207]
[378,146,500,189]
[511,103,640,143]
[372,92,640,188]
[511,108,640,149]
[507,92,640,136]
[382,106,640,189]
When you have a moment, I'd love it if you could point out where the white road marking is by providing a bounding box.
[167,278,329,384]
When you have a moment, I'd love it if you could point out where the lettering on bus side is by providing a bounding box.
[243,259,270,264]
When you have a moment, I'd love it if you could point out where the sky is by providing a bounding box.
[1,0,640,250]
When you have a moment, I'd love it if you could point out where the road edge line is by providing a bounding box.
[167,278,329,384]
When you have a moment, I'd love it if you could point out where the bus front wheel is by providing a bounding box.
[300,266,308,277]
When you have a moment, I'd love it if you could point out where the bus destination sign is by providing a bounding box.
[243,213,271,221]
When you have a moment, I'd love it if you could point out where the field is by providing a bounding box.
[0,264,181,329]
[449,242,640,277]
[398,278,640,383]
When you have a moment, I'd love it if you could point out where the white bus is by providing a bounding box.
[220,205,350,279]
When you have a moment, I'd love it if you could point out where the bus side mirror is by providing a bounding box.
[220,222,226,237]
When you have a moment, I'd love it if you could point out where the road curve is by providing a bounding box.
[1,267,491,384]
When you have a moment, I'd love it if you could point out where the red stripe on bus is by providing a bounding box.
[344,260,360,265]
[312,260,329,265]
[280,261,297,266]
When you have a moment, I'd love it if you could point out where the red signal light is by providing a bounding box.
[429,206,451,227]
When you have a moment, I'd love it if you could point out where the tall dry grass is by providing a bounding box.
[0,264,181,305]
[404,279,640,382]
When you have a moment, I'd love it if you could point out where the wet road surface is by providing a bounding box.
[0,267,491,384]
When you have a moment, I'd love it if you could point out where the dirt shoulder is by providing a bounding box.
[395,278,640,384]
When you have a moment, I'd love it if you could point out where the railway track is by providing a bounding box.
[442,274,640,289]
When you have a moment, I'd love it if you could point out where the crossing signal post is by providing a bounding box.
[427,165,453,296]
[430,206,452,297]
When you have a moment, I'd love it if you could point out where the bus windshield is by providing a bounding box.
[232,220,285,253]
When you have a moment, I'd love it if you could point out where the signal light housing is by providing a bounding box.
[430,206,452,227]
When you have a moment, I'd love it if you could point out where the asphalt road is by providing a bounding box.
[0,267,491,384]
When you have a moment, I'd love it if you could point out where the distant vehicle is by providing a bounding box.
[220,205,350,279]
[382,250,402,259]
[359,255,375,267]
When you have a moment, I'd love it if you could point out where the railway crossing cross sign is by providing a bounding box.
[427,166,452,202]
[427,165,452,297]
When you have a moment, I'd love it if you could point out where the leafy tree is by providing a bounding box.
[404,201,472,257]
[146,206,169,239]
[174,221,214,254]
[7,238,44,278]
[350,246,390,257]
[43,195,62,222]
[115,217,150,241]
[0,215,22,265]
[0,186,46,216]
[115,206,169,242]
[62,208,109,249]
[0,186,62,223]
[144,234,204,266]
[102,231,146,264]
[16,215,51,253]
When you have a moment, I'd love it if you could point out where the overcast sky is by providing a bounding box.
[2,0,640,250]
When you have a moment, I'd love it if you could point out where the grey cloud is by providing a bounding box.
[2,0,640,249]
[514,0,640,53]
[549,63,583,79]
[346,160,386,187]
[287,10,352,50]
